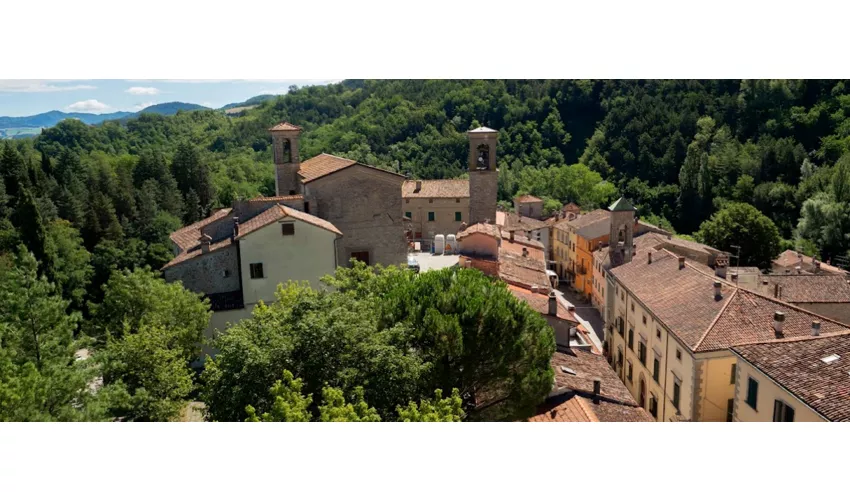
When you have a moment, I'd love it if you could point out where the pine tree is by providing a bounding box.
[0,143,30,201]
[183,189,202,224]
[11,188,55,279]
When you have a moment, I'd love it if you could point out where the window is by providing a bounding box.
[672,380,681,410]
[405,211,412,219]
[428,212,435,221]
[773,400,795,422]
[638,342,646,365]
[617,348,623,368]
[675,349,682,361]
[727,399,735,422]
[304,201,310,214]
[351,251,370,265]
[642,314,647,325]
[631,303,635,312]
[628,329,634,350]
[746,377,759,410]
[222,269,231,278]
[249,263,264,279]
[406,199,410,204]
[730,363,737,385]
[281,223,295,236]
[455,198,460,203]
[656,328,661,339]
[653,358,660,383]
[428,198,433,203]
[617,317,624,336]
[455,211,462,221]
[627,361,633,382]
[649,395,658,418]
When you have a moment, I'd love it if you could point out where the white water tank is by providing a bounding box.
[434,235,445,255]
[445,234,457,254]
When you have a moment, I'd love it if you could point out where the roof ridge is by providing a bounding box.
[736,287,850,329]
[693,288,739,351]
[731,329,850,349]
[574,396,601,422]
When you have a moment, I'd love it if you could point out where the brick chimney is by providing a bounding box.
[414,180,422,192]
[714,281,722,300]
[592,378,601,404]
[774,311,785,337]
[548,291,558,316]
[200,233,212,254]
[509,230,515,243]
[812,320,821,336]
[678,256,686,270]
[648,251,652,264]
[715,264,727,280]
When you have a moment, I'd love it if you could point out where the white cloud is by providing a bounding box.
[66,99,112,113]
[131,102,156,111]
[0,80,96,93]
[125,86,160,95]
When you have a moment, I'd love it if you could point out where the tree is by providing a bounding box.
[47,220,93,310]
[11,188,55,279]
[397,388,464,422]
[696,202,781,269]
[97,324,194,422]
[318,386,381,422]
[89,268,211,362]
[245,370,312,422]
[0,248,102,421]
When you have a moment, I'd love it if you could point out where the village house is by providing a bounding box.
[771,249,848,276]
[514,194,544,219]
[457,223,552,292]
[402,179,469,248]
[730,331,850,422]
[755,274,850,325]
[496,211,550,260]
[606,248,850,422]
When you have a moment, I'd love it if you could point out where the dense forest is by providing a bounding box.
[4,79,850,420]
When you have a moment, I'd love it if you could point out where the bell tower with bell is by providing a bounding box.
[467,126,498,225]
[269,122,302,196]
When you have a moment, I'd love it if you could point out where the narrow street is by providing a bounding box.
[554,283,605,351]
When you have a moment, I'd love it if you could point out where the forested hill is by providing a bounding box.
[4,80,850,289]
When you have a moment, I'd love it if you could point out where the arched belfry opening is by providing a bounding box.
[281,139,292,163]
[476,144,490,170]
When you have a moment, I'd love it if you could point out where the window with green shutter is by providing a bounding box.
[653,358,660,382]
[672,380,681,410]
[455,211,462,221]
[428,212,435,221]
[405,211,412,219]
[746,377,759,410]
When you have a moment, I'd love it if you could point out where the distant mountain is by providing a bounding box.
[0,102,211,139]
[0,110,133,129]
[134,102,209,116]
[220,94,277,110]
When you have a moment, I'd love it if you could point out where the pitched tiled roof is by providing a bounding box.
[169,208,232,252]
[162,238,234,269]
[773,249,847,275]
[499,249,551,291]
[469,126,497,133]
[556,208,610,232]
[402,179,469,199]
[249,195,304,202]
[508,285,580,326]
[732,332,850,421]
[610,249,850,353]
[514,194,543,203]
[457,222,501,240]
[497,211,549,231]
[594,232,719,269]
[268,122,302,131]
[236,204,342,239]
[608,197,635,212]
[529,349,652,422]
[759,275,850,303]
[299,153,405,183]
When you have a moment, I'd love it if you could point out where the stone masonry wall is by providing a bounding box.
[163,245,241,295]
[306,165,406,267]
[469,169,498,225]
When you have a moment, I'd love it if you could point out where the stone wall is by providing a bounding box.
[163,245,241,295]
[790,302,850,326]
[469,169,498,225]
[404,197,470,240]
[306,165,406,267]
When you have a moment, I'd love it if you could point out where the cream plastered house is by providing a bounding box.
[607,249,849,422]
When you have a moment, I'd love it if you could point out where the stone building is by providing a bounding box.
[271,122,407,267]
[402,179,469,246]
[514,194,544,219]
[467,127,498,225]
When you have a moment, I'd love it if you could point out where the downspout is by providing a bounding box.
[661,325,669,422]
[333,233,343,268]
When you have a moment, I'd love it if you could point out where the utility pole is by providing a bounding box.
[730,245,741,274]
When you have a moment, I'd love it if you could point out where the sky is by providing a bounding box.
[0,80,338,117]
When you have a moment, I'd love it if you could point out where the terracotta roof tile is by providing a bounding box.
[162,238,234,269]
[759,275,850,303]
[773,249,847,275]
[249,195,304,202]
[457,222,501,240]
[732,332,850,421]
[498,248,550,291]
[610,249,850,353]
[402,179,469,199]
[236,204,342,239]
[497,211,549,231]
[169,208,233,252]
[514,194,543,203]
[529,395,596,422]
[508,285,581,325]
[299,153,405,183]
[268,122,302,131]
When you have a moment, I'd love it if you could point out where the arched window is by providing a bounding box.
[476,144,490,170]
[281,139,292,163]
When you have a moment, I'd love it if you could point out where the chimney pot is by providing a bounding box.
[730,272,738,282]
[509,230,515,243]
[592,378,601,404]
[648,251,653,265]
[415,180,422,192]
[812,320,822,336]
[714,280,722,300]
[678,256,686,270]
[548,292,558,316]
[774,311,785,336]
[522,247,528,258]
[200,233,212,254]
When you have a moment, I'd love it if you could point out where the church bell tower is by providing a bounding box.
[270,122,302,196]
[467,126,498,225]
[608,197,636,268]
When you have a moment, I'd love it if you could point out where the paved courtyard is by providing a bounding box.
[409,252,460,272]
